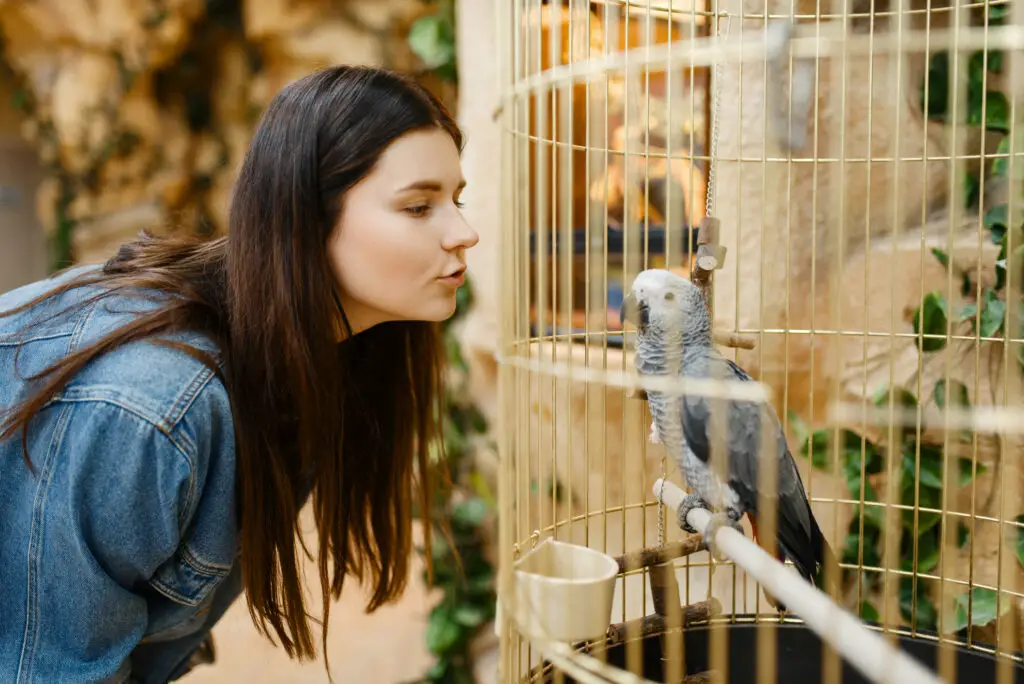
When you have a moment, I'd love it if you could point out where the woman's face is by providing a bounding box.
[328,127,479,334]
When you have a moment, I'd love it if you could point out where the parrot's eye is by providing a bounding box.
[664,292,676,301]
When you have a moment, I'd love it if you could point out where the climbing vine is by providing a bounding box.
[795,9,1024,637]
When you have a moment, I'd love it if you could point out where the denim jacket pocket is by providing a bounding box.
[149,543,230,608]
[138,550,228,646]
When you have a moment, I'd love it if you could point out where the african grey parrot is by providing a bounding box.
[620,268,835,602]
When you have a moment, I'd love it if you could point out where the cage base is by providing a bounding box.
[528,617,1024,684]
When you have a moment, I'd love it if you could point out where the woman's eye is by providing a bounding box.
[454,199,465,209]
[406,204,431,218]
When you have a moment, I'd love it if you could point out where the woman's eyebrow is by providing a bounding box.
[396,179,468,193]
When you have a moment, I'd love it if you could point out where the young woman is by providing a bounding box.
[0,65,478,683]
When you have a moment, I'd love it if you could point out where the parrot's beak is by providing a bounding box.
[619,290,647,329]
[619,291,635,327]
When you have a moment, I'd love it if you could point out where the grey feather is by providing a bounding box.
[627,269,834,588]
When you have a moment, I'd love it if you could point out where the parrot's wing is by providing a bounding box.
[680,354,818,578]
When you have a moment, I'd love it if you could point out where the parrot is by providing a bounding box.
[619,268,836,605]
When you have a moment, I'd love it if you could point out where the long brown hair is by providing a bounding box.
[0,65,461,665]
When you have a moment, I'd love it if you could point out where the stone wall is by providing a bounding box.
[0,0,448,265]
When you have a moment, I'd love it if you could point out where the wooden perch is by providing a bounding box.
[613,537,705,574]
[691,217,727,286]
[604,598,722,646]
[714,330,756,350]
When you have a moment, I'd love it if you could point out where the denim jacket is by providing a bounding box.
[0,265,242,683]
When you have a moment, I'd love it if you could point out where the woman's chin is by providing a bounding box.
[425,291,460,322]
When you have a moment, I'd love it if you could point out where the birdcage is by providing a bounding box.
[494,0,1024,682]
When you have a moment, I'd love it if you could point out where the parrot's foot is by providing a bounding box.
[649,421,661,444]
[676,492,709,535]
[702,512,744,562]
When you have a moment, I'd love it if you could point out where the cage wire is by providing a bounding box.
[495,0,1024,683]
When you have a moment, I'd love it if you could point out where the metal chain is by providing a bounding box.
[704,9,732,221]
[659,6,732,549]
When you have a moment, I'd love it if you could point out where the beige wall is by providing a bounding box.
[0,70,47,294]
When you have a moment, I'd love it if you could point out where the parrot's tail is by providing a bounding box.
[749,508,840,597]
[809,513,841,598]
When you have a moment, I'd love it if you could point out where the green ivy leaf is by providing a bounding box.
[899,576,938,630]
[872,385,919,410]
[851,481,887,530]
[408,14,457,70]
[425,658,449,681]
[995,232,1008,292]
[803,428,884,477]
[964,172,981,209]
[931,248,974,296]
[452,498,489,529]
[467,567,495,595]
[1015,514,1024,569]
[912,292,949,352]
[426,605,465,654]
[948,587,1011,633]
[987,49,1003,72]
[935,378,974,443]
[960,301,978,324]
[802,430,833,470]
[842,520,882,568]
[924,50,1009,131]
[933,378,970,411]
[901,472,943,532]
[860,601,881,622]
[980,91,1011,133]
[922,51,950,121]
[957,457,987,485]
[993,234,1024,294]
[453,604,489,628]
[983,204,1022,245]
[903,444,945,490]
[978,288,1006,338]
[958,520,971,548]
[918,527,942,573]
[992,136,1011,177]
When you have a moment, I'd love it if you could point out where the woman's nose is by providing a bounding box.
[444,213,479,251]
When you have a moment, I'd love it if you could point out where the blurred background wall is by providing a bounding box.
[0,64,47,292]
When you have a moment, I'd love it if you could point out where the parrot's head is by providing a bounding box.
[620,268,710,341]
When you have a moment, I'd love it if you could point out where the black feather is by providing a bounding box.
[679,352,835,591]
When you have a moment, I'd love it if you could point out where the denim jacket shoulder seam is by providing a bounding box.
[0,290,100,347]
[0,330,72,347]
[52,393,194,466]
[162,364,218,431]
[50,395,199,524]
[66,293,102,353]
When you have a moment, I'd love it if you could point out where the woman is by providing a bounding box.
[0,65,478,683]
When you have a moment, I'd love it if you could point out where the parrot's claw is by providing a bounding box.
[702,512,744,562]
[649,421,661,444]
[676,492,708,535]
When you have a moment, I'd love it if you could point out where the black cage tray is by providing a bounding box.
[530,619,1023,684]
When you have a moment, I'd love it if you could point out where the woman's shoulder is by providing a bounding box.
[68,312,233,449]
[1,264,234,447]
